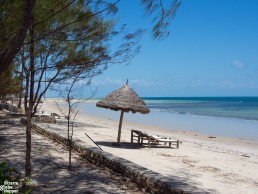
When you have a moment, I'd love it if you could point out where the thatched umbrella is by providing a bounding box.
[96,81,150,144]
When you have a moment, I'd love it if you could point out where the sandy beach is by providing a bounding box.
[35,99,258,194]
[0,117,146,193]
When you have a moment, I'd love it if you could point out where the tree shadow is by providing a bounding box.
[0,118,216,193]
[0,118,145,193]
[164,169,217,193]
[95,141,141,149]
[95,141,179,150]
[55,120,104,128]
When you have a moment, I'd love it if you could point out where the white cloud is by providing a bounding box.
[191,78,204,87]
[232,60,247,69]
[92,77,165,87]
[91,77,124,86]
[211,80,258,89]
[130,79,166,87]
[130,79,154,87]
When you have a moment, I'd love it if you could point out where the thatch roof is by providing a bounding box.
[96,84,150,114]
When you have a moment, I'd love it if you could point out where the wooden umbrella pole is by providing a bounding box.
[117,110,124,143]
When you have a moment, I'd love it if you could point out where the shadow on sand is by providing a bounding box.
[0,117,216,193]
[95,141,179,150]
[0,118,146,193]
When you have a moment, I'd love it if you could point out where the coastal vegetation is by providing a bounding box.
[0,65,21,102]
[0,0,180,178]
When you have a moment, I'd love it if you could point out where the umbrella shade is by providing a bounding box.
[96,83,150,144]
[96,84,150,114]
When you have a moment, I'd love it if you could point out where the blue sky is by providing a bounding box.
[68,0,258,97]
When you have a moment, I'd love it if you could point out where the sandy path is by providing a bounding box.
[0,118,146,194]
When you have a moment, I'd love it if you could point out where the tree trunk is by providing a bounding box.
[25,21,35,178]
[69,135,72,170]
[25,114,32,177]
[18,63,24,108]
[0,0,36,75]
[67,117,71,170]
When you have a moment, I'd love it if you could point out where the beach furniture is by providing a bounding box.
[2,109,10,113]
[96,81,150,145]
[51,113,67,119]
[131,129,179,148]
[131,130,148,144]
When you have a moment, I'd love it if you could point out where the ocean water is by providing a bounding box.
[78,97,258,141]
[143,97,258,121]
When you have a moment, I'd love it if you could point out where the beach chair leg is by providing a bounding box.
[131,131,133,143]
[169,142,172,147]
[177,140,179,149]
[148,137,151,148]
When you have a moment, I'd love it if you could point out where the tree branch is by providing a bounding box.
[0,0,36,75]
[24,0,120,44]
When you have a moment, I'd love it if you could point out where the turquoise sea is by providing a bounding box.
[79,97,258,141]
[143,97,258,121]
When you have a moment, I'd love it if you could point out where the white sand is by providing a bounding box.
[40,99,258,194]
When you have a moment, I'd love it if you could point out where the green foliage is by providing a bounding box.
[20,177,37,194]
[23,177,37,187]
[0,161,14,184]
[0,64,21,99]
[0,1,24,51]
[1,166,38,194]
[0,1,23,96]
[24,189,32,194]
[18,0,127,93]
[141,0,181,39]
[1,0,179,182]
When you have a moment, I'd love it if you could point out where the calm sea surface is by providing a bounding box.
[79,97,258,141]
[143,97,258,121]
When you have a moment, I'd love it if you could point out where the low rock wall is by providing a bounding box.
[33,115,56,124]
[0,103,21,113]
[21,119,204,194]
[20,115,56,124]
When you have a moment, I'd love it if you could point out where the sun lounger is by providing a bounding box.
[131,129,179,148]
[51,113,67,119]
[2,109,10,113]
[131,130,149,144]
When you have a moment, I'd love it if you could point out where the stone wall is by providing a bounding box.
[0,103,21,113]
[20,115,56,124]
[21,119,205,194]
[33,115,56,124]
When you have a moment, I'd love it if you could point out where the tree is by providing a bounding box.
[0,0,181,74]
[1,0,181,177]
[142,0,181,39]
[0,63,21,102]
[22,0,144,177]
[54,69,97,169]
[0,0,36,74]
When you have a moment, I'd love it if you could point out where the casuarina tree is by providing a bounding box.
[1,0,181,177]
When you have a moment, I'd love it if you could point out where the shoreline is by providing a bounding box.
[43,98,258,147]
[39,99,258,194]
[61,98,258,142]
